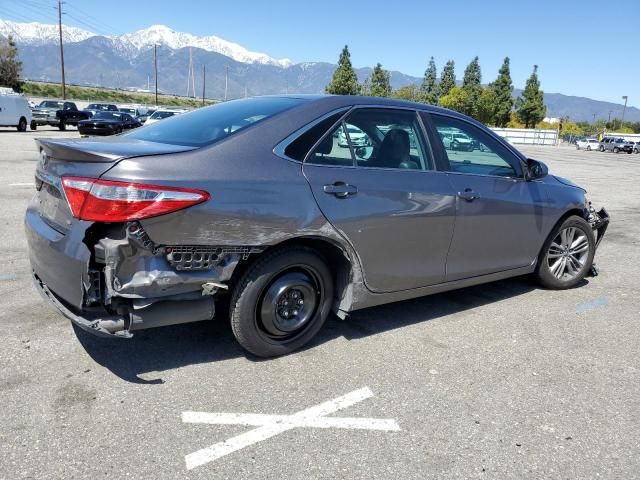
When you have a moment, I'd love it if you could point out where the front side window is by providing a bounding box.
[430,114,519,178]
[308,108,431,170]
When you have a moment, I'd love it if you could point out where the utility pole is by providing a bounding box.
[607,110,612,124]
[621,95,628,124]
[154,44,158,106]
[224,65,229,101]
[202,65,206,106]
[57,0,66,99]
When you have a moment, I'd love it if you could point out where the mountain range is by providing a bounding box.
[1,19,638,122]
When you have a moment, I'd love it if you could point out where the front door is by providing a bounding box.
[303,107,456,293]
[427,113,547,281]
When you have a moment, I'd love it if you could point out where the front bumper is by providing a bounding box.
[590,207,609,248]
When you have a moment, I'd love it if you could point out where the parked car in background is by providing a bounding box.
[25,95,609,358]
[30,100,91,130]
[440,131,474,151]
[118,105,149,123]
[634,142,640,154]
[83,103,119,117]
[0,89,31,131]
[600,137,634,153]
[338,124,369,147]
[576,138,600,150]
[77,111,142,136]
[144,108,187,125]
[30,100,64,130]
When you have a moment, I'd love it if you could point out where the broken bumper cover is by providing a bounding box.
[590,207,610,248]
[33,272,132,338]
[33,272,216,338]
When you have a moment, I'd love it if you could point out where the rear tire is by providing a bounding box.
[534,215,595,290]
[230,246,334,357]
[17,117,27,132]
[30,120,37,130]
[58,120,66,131]
[586,145,591,151]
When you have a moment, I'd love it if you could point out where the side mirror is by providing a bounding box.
[355,146,373,160]
[526,158,548,180]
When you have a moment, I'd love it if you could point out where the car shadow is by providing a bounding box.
[74,277,557,383]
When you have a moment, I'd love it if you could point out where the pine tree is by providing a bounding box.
[419,57,438,104]
[0,35,23,92]
[439,60,456,97]
[461,56,482,117]
[515,65,547,128]
[493,57,514,127]
[325,45,360,95]
[368,63,391,97]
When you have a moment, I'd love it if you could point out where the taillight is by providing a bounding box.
[61,176,209,222]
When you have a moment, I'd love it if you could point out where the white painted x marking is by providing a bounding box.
[182,387,400,470]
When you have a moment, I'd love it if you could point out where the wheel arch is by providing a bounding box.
[227,235,356,315]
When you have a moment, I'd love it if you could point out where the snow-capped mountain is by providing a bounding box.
[0,19,291,67]
[0,20,94,45]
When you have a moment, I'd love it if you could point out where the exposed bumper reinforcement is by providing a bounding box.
[33,272,132,338]
[33,272,215,338]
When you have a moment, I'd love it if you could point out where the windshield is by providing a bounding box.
[87,104,113,110]
[39,101,63,109]
[149,111,177,120]
[93,112,124,120]
[126,97,305,147]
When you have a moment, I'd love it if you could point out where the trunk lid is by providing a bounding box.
[34,137,199,233]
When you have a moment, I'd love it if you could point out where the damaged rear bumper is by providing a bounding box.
[25,199,254,338]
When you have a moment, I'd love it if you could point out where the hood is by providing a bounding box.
[36,137,198,163]
[553,175,585,191]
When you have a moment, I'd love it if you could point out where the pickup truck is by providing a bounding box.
[30,100,91,130]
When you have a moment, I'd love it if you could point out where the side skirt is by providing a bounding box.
[343,262,537,314]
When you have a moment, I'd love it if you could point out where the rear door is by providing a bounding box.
[425,113,546,281]
[302,107,456,293]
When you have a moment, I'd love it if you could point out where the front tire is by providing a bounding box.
[613,147,619,153]
[534,216,595,290]
[230,247,334,357]
[58,119,66,131]
[599,145,605,152]
[586,145,591,151]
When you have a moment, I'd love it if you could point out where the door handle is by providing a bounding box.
[457,188,479,202]
[323,182,358,198]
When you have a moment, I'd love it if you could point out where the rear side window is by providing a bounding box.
[284,112,345,161]
[308,108,431,170]
[125,97,305,147]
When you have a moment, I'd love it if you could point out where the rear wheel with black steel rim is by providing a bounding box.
[17,117,27,132]
[534,215,595,289]
[230,247,334,357]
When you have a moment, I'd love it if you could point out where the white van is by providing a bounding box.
[0,89,32,132]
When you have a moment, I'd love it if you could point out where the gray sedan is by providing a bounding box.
[25,95,609,357]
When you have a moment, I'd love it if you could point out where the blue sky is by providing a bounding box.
[4,0,639,107]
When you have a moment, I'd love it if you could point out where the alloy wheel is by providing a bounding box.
[546,226,590,281]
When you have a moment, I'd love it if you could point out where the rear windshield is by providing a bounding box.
[149,111,178,120]
[125,97,305,147]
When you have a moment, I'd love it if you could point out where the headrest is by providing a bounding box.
[316,134,333,155]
